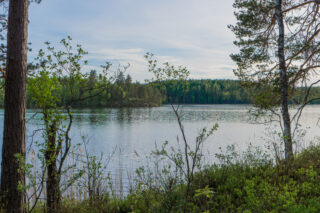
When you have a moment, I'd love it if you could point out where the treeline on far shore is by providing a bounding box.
[0,72,320,108]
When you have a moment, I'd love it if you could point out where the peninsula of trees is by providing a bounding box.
[1,75,320,108]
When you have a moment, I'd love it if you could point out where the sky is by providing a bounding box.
[28,0,237,82]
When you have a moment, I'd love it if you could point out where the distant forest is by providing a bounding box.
[1,72,320,108]
[155,79,252,104]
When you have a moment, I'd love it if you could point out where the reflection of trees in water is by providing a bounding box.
[73,114,83,123]
[117,108,133,122]
[89,114,98,124]
[88,109,108,125]
[88,109,99,124]
[146,108,153,118]
[24,107,253,129]
[72,109,109,125]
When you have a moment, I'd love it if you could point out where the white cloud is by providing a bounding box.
[28,0,238,81]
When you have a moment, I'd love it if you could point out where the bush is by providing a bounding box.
[28,143,320,212]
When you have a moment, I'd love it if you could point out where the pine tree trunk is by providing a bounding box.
[275,0,294,161]
[0,0,28,212]
[45,123,61,213]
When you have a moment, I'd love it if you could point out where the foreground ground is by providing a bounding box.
[28,143,320,213]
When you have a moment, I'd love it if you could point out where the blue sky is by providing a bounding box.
[29,0,237,81]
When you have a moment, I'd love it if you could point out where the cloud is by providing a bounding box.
[28,0,238,81]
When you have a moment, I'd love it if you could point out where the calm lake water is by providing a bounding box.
[1,105,320,190]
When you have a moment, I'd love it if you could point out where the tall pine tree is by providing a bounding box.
[230,0,320,161]
[1,0,29,212]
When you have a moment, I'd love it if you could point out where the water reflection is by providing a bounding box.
[0,105,320,177]
[116,108,133,123]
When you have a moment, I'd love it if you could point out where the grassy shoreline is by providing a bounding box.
[29,143,320,213]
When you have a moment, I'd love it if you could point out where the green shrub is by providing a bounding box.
[30,144,320,212]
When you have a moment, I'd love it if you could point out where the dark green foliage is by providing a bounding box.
[0,78,320,108]
[29,78,254,107]
[155,79,252,104]
[66,76,163,108]
[24,72,163,108]
[230,0,320,160]
[28,144,320,212]
[191,145,320,212]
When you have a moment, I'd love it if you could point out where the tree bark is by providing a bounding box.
[46,160,61,213]
[45,122,61,213]
[275,0,294,161]
[0,0,28,212]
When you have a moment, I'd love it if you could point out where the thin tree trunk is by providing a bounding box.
[275,0,294,161]
[46,161,61,213]
[45,122,61,213]
[0,0,28,212]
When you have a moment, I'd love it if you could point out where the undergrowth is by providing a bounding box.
[30,143,320,213]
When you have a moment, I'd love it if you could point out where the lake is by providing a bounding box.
[1,105,320,193]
